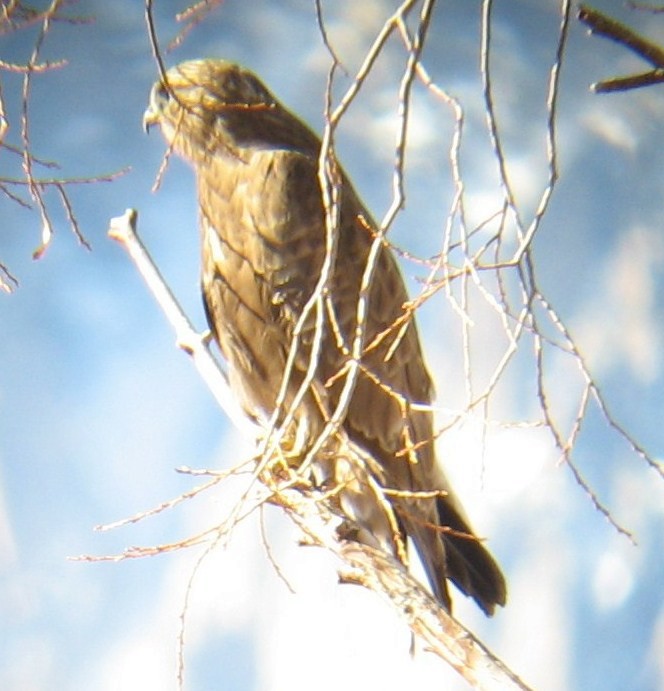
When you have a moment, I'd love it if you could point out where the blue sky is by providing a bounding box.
[1,1,663,689]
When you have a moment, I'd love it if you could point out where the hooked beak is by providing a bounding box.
[143,80,169,134]
[142,105,158,134]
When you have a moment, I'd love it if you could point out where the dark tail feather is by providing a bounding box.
[436,498,507,616]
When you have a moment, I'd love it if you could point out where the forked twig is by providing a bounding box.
[104,208,529,690]
[578,4,664,92]
[275,483,532,691]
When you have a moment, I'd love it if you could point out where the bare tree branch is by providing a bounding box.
[94,2,663,687]
[277,485,532,691]
[108,209,258,437]
[578,4,664,92]
[103,208,529,691]
[0,0,125,274]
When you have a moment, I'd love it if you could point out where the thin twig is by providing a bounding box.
[314,0,347,74]
[275,484,532,691]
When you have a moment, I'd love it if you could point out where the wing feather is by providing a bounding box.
[147,58,506,614]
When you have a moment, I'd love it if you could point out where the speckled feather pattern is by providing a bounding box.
[145,59,506,615]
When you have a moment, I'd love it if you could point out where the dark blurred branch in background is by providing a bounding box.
[578,4,664,92]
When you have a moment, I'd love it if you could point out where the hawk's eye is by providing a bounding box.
[144,80,173,132]
[153,81,170,106]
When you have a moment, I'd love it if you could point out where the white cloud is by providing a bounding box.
[0,465,17,570]
[575,224,664,383]
[581,106,639,153]
[498,538,573,691]
[592,548,635,611]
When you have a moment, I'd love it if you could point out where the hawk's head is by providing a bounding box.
[143,59,320,163]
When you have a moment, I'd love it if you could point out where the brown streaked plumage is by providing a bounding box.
[144,59,506,615]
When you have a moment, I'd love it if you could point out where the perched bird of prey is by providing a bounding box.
[143,59,506,615]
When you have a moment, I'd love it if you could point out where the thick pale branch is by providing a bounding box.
[107,208,258,437]
[107,207,527,690]
[274,485,532,691]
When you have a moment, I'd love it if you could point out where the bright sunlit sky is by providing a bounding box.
[2,1,664,690]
